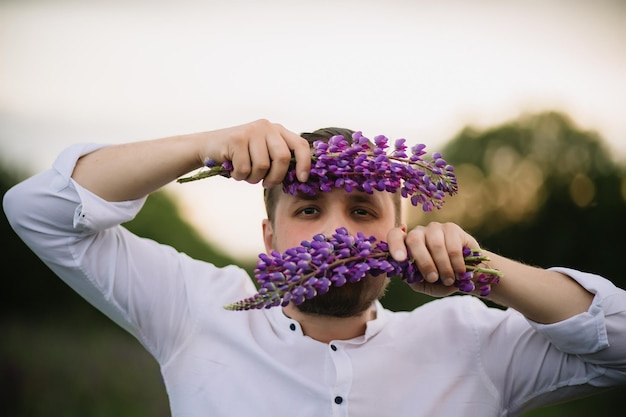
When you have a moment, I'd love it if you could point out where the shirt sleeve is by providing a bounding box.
[527,267,621,355]
[3,143,255,364]
[472,267,626,415]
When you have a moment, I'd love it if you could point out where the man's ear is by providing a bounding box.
[262,219,274,253]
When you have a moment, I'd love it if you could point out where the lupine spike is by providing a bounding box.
[177,131,458,211]
[223,228,503,311]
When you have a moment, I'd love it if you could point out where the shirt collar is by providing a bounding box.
[264,300,388,343]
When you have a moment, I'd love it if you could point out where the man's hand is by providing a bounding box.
[387,222,481,297]
[203,119,311,188]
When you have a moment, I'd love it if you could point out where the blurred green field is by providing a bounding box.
[0,314,169,417]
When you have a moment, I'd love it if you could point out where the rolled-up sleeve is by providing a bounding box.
[527,267,625,356]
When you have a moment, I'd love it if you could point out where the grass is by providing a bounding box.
[0,312,169,417]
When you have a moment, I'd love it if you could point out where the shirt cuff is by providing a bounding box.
[51,143,147,232]
[527,267,611,355]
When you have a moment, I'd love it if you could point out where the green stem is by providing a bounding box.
[465,264,504,277]
[176,168,227,183]
[176,151,452,185]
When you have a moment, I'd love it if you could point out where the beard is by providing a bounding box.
[295,275,390,318]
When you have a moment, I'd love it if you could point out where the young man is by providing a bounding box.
[4,119,626,416]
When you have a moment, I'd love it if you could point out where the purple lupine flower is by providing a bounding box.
[224,228,503,311]
[177,131,458,211]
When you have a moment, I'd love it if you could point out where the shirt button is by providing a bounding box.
[330,344,337,351]
[334,396,343,404]
[289,323,296,331]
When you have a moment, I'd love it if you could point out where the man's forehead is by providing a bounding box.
[285,189,386,203]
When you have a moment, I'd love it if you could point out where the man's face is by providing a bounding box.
[262,187,399,317]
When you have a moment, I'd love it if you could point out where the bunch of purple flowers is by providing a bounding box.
[177,131,458,211]
[224,227,503,311]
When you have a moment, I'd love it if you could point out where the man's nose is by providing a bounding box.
[320,214,353,237]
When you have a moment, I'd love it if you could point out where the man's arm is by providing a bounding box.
[388,222,594,324]
[482,251,594,324]
[72,119,311,201]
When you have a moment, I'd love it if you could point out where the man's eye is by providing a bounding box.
[353,208,371,217]
[299,207,318,216]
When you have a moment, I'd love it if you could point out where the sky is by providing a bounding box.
[1,0,625,260]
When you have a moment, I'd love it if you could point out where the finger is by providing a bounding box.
[386,227,408,261]
[442,224,467,278]
[246,136,273,184]
[262,132,295,187]
[229,143,252,181]
[279,125,311,182]
[405,227,439,283]
[423,225,456,286]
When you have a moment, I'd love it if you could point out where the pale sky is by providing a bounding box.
[1,0,625,260]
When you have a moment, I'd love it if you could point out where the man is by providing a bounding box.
[4,119,626,416]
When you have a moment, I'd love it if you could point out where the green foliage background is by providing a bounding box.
[1,111,625,416]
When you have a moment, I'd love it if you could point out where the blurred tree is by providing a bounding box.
[405,111,626,287]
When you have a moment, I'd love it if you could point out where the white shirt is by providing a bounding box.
[4,143,626,417]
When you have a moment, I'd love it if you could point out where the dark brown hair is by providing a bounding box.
[263,127,402,225]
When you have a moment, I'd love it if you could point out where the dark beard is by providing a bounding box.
[295,277,389,318]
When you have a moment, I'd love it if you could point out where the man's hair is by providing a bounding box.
[263,127,402,226]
